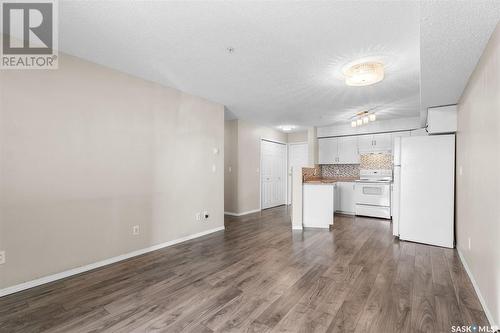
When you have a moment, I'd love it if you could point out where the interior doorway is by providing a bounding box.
[261,139,287,209]
[287,142,308,204]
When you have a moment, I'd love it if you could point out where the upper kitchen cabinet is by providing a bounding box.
[372,133,392,151]
[318,137,339,164]
[318,136,359,164]
[357,135,374,153]
[338,136,360,164]
[358,133,392,153]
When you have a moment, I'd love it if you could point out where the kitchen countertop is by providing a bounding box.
[303,177,359,184]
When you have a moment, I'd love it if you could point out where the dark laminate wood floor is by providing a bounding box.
[0,206,489,332]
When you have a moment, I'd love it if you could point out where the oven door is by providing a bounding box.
[355,182,391,206]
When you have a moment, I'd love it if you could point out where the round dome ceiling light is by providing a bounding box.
[279,125,296,132]
[343,61,384,86]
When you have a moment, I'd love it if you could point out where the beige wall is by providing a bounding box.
[456,23,500,327]
[0,54,224,289]
[223,119,286,214]
[287,131,307,143]
[224,120,238,213]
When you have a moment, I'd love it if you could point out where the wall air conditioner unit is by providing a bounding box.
[426,105,457,134]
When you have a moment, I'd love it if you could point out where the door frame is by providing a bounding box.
[260,138,288,211]
[287,141,308,205]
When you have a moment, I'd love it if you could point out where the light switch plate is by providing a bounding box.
[132,225,140,235]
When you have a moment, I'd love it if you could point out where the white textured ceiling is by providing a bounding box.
[57,1,499,130]
[420,1,500,110]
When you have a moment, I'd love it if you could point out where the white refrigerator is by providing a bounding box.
[392,134,455,248]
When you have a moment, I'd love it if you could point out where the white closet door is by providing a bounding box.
[287,143,308,204]
[261,140,286,209]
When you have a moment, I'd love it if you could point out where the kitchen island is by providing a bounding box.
[303,182,335,228]
[302,177,359,228]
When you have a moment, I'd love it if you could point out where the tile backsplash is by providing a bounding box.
[320,153,393,178]
[302,165,321,181]
[360,153,393,169]
[321,164,360,178]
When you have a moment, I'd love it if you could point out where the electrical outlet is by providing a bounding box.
[132,225,140,236]
[459,166,463,176]
[195,212,201,221]
[212,164,216,173]
[203,211,209,220]
[0,251,5,265]
[468,237,471,250]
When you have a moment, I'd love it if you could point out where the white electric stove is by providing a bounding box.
[354,169,392,219]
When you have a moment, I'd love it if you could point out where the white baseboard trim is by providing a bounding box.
[457,248,498,331]
[224,209,261,217]
[292,225,303,230]
[0,226,225,298]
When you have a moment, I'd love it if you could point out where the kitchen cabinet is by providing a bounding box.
[338,182,356,214]
[338,136,360,164]
[334,183,340,211]
[372,133,392,151]
[303,183,335,228]
[357,135,373,153]
[318,137,338,164]
[319,136,359,164]
[358,133,392,153]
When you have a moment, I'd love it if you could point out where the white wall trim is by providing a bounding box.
[287,141,308,146]
[292,225,303,230]
[457,249,499,331]
[224,209,261,217]
[0,226,225,298]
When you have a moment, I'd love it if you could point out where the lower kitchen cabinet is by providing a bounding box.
[334,183,340,212]
[303,184,334,228]
[336,182,356,214]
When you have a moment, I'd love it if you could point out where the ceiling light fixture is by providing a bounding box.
[350,111,377,128]
[343,61,384,87]
[279,125,296,132]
